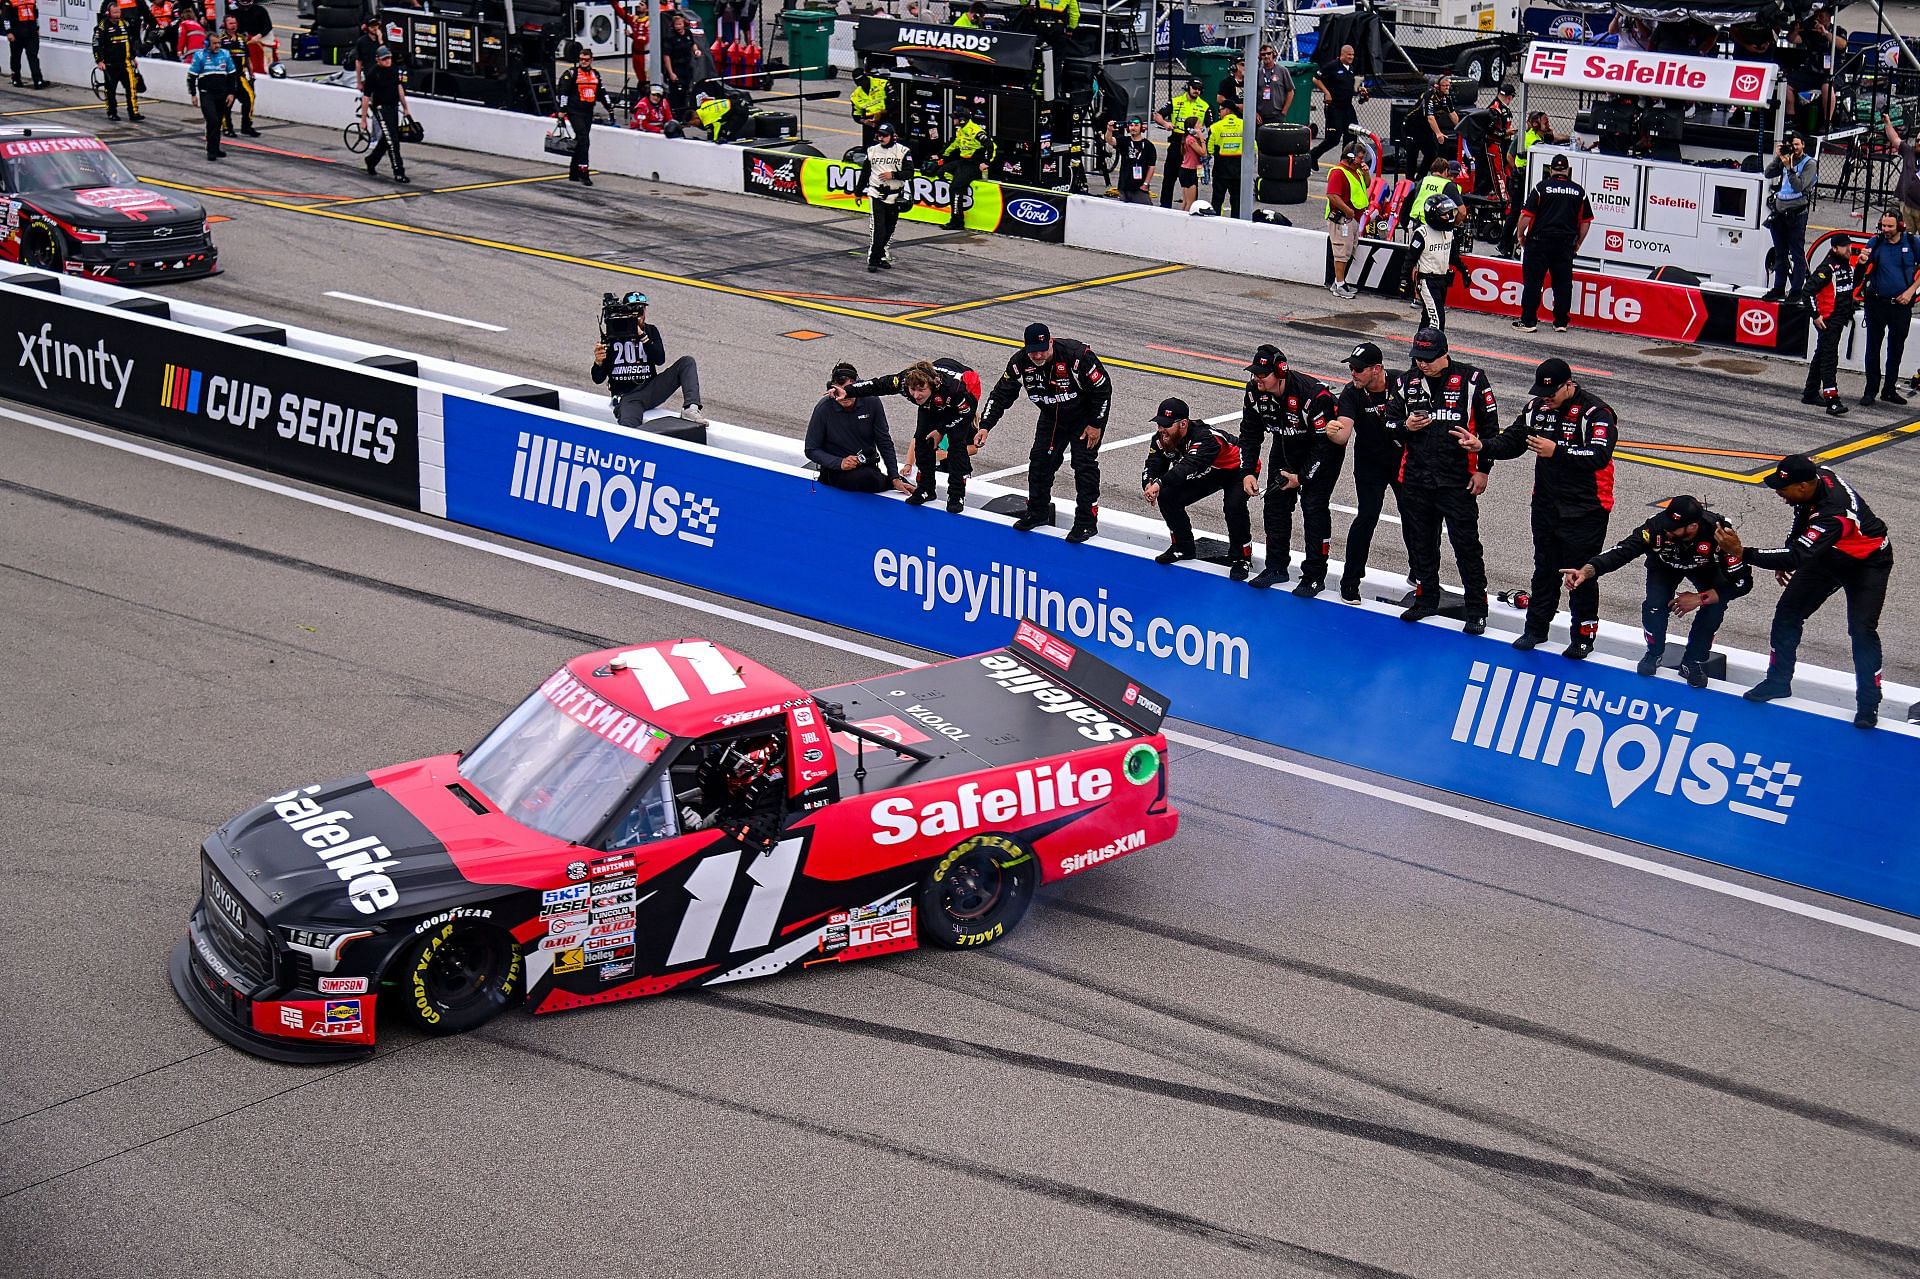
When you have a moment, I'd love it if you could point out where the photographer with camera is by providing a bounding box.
[1764,133,1814,301]
[591,291,707,428]
[808,363,909,495]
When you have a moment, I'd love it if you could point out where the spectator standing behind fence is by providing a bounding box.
[1115,117,1155,205]
[1859,210,1917,406]
[1142,398,1251,577]
[1468,357,1618,659]
[809,364,909,494]
[1154,79,1211,209]
[1253,45,1293,127]
[1764,134,1813,301]
[1743,456,1893,729]
[1883,113,1920,233]
[1208,100,1244,219]
[1310,45,1359,164]
[1325,145,1367,299]
[1512,154,1590,332]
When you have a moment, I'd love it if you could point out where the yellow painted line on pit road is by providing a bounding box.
[308,172,578,208]
[1811,417,1920,466]
[137,177,1251,390]
[1,102,107,116]
[898,263,1190,320]
[1616,418,1920,484]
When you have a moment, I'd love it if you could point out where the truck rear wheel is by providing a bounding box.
[397,921,521,1035]
[918,833,1036,950]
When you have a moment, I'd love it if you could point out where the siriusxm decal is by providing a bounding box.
[1006,198,1060,228]
[509,430,720,547]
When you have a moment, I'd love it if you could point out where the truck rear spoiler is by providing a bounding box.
[1004,621,1171,735]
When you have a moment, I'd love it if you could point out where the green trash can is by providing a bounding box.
[686,0,717,36]
[784,8,836,83]
[1282,59,1314,126]
[1183,45,1239,116]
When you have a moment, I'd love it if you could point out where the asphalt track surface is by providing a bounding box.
[3,83,1920,1278]
[5,77,1918,678]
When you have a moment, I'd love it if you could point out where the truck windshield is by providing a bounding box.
[460,683,670,845]
[5,147,138,192]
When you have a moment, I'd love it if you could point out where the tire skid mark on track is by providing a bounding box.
[476,1031,1417,1279]
[1168,799,1920,1017]
[1051,898,1920,1152]
[711,997,1920,1271]
[0,1048,222,1128]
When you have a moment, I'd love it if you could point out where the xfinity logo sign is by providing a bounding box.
[510,431,721,547]
[1452,662,1798,823]
[16,322,135,408]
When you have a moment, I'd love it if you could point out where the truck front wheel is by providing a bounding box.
[918,833,1036,950]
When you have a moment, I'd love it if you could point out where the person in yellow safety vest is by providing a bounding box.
[1021,0,1079,28]
[696,90,743,143]
[1153,78,1210,208]
[943,110,992,230]
[1501,110,1556,256]
[850,69,888,148]
[1326,145,1370,298]
[1407,157,1461,228]
[1208,102,1243,218]
[218,16,261,137]
[954,2,987,28]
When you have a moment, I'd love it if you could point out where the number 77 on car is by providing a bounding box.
[171,623,1178,1060]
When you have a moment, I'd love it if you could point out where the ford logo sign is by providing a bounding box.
[1006,198,1059,227]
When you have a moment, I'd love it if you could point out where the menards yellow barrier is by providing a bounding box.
[740,148,1067,243]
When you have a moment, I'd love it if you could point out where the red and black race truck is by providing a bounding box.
[1,125,217,281]
[171,623,1178,1060]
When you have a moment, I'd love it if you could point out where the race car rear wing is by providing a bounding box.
[1005,621,1170,735]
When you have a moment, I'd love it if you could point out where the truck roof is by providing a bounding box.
[560,641,811,740]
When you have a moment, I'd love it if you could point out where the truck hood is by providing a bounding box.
[26,185,204,227]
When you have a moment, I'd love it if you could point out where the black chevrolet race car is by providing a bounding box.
[0,125,217,281]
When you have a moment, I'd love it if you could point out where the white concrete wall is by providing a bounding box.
[1064,194,1331,286]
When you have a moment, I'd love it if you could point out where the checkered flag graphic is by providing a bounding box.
[1736,753,1801,810]
[680,496,720,537]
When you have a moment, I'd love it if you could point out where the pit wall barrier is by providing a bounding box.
[4,270,1915,919]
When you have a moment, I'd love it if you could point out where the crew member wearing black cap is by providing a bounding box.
[808,363,910,494]
[556,47,608,185]
[1465,357,1617,657]
[860,121,914,272]
[1513,153,1592,333]
[1116,117,1156,206]
[1141,397,1251,577]
[976,322,1112,540]
[1387,326,1495,629]
[1565,495,1752,688]
[1332,341,1402,603]
[1153,78,1212,209]
[1743,456,1894,727]
[1804,235,1863,415]
[1237,344,1343,592]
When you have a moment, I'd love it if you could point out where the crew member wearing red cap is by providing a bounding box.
[1743,456,1894,728]
[1464,357,1617,658]
[976,322,1112,542]
[1140,397,1251,578]
[1387,327,1495,630]
[1564,495,1752,688]
[1237,343,1343,593]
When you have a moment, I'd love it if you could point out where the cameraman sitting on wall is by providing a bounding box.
[592,291,707,428]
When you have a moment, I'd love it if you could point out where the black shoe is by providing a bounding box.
[1801,392,1824,406]
[9,78,21,87]
[394,173,411,184]
[1228,561,1249,582]
[128,111,143,121]
[366,156,378,175]
[1907,702,1920,724]
[1562,639,1594,660]
[222,126,235,137]
[1827,401,1850,416]
[1635,648,1664,676]
[1248,565,1290,589]
[1400,599,1440,622]
[946,495,965,514]
[1065,519,1097,544]
[579,174,594,187]
[242,127,262,137]
[1154,544,1196,565]
[1290,578,1324,598]
[1463,616,1487,636]
[1883,388,1909,405]
[1761,286,1785,301]
[868,263,881,273]
[107,114,120,121]
[32,81,48,90]
[1012,505,1054,531]
[1511,632,1545,651]
[1552,322,1569,332]
[1861,391,1879,407]
[905,490,934,506]
[1511,319,1537,332]
[1339,583,1361,603]
[1854,708,1878,729]
[1743,678,1792,703]
[877,259,894,270]
[1678,661,1709,689]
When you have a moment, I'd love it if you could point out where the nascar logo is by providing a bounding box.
[161,362,206,413]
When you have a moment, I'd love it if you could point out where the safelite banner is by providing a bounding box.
[1522,42,1780,106]
[741,147,1067,243]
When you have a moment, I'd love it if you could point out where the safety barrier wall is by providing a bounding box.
[1062,194,1332,284]
[7,271,1915,917]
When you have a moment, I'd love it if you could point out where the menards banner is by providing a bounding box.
[740,148,1067,244]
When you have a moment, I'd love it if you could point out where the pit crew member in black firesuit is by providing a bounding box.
[4,0,48,90]
[1387,326,1494,630]
[556,47,610,186]
[1464,357,1617,659]
[360,46,410,183]
[975,321,1112,541]
[1803,235,1864,415]
[94,8,142,122]
[860,121,914,272]
[1333,342,1402,603]
[1742,455,1895,728]
[1141,397,1251,577]
[809,362,909,495]
[591,291,707,427]
[1238,343,1343,594]
[1563,494,1752,688]
[839,358,979,511]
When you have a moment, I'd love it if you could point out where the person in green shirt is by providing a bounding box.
[943,110,992,230]
[1208,102,1244,218]
[954,1,987,28]
[850,67,889,148]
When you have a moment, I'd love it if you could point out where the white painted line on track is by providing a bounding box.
[322,291,508,332]
[10,404,1917,952]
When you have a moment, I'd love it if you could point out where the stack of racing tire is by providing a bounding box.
[312,0,370,64]
[1256,122,1311,206]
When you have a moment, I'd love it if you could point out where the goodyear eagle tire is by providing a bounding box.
[918,833,1036,950]
[397,922,521,1035]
